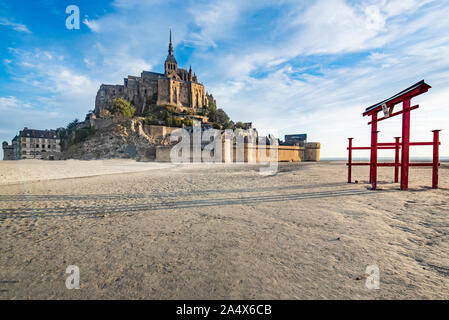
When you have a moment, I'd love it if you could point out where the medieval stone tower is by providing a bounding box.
[94,28,215,116]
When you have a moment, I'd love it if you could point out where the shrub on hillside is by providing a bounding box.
[110,98,136,117]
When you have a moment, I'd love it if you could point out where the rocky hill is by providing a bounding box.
[62,118,173,161]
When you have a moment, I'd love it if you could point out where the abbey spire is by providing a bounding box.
[165,26,177,76]
[168,26,174,56]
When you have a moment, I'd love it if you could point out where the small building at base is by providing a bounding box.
[2,128,62,160]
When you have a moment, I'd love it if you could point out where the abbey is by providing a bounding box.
[94,29,215,116]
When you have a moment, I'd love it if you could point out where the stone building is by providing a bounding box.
[3,128,62,160]
[284,134,307,146]
[2,141,14,160]
[94,29,216,116]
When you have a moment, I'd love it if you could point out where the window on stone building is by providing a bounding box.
[36,144,39,148]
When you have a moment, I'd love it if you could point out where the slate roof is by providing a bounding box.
[19,128,59,139]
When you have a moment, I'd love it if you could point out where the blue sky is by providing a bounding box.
[1,0,449,159]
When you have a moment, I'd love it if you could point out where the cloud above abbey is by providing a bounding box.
[1,0,449,157]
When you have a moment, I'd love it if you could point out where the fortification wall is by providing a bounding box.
[304,142,320,161]
[156,143,310,163]
[148,125,181,140]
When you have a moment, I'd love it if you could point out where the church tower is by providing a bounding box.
[164,27,177,77]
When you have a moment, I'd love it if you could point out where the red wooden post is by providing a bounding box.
[432,130,441,189]
[372,130,379,190]
[400,98,411,190]
[394,137,400,183]
[348,138,353,183]
[369,113,378,187]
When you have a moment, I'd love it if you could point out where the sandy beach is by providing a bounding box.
[0,159,448,299]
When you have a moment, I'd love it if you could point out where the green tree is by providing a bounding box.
[110,98,136,117]
[173,117,182,128]
[204,101,234,129]
[74,127,96,144]
[66,119,79,131]
[206,101,218,122]
[235,121,245,129]
[182,118,194,127]
[144,114,159,125]
[216,108,230,128]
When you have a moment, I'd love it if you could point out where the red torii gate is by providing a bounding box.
[347,80,441,190]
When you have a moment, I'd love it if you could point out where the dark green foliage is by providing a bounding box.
[216,108,231,128]
[182,118,194,127]
[205,101,234,129]
[235,121,245,129]
[66,119,79,131]
[110,98,136,117]
[205,101,218,122]
[143,114,160,126]
[143,105,195,128]
[73,126,96,144]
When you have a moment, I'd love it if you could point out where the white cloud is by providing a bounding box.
[187,1,241,48]
[112,0,173,8]
[0,17,31,33]
[0,96,32,110]
[288,0,390,54]
[365,5,386,31]
[83,18,101,32]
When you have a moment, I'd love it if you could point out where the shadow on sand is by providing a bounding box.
[0,182,388,219]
